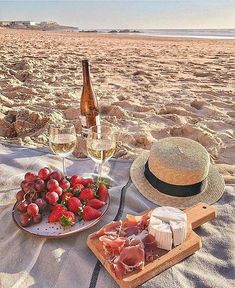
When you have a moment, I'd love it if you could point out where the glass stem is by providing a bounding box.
[98,162,103,181]
[62,157,66,176]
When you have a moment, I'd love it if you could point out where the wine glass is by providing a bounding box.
[87,125,116,180]
[49,123,77,176]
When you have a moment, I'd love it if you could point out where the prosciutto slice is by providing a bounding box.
[126,212,150,230]
[92,211,158,279]
[113,243,145,279]
[142,234,158,262]
[122,220,140,237]
[91,220,122,238]
[99,234,126,256]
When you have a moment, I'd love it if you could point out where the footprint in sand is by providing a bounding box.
[193,71,214,78]
[10,60,31,71]
[158,106,198,118]
[131,132,153,148]
[227,111,235,117]
[0,117,16,137]
[113,101,151,113]
[64,108,80,120]
[14,110,49,136]
[200,106,231,121]
[100,104,127,119]
[10,70,32,82]
[169,123,223,159]
[211,101,235,109]
[200,120,234,132]
[190,99,207,110]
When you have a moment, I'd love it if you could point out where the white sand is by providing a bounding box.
[0,28,234,180]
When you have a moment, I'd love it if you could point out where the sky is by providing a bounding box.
[0,0,235,30]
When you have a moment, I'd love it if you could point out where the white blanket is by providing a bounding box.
[0,144,234,288]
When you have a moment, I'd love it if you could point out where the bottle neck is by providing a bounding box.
[82,61,91,86]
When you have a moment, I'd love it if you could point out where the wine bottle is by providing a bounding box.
[80,59,100,137]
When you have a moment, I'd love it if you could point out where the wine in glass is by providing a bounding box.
[87,125,116,180]
[49,123,77,175]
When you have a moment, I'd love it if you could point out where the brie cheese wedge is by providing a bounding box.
[148,218,163,237]
[170,220,187,247]
[151,206,187,224]
[149,206,187,249]
[153,222,173,251]
[148,219,172,251]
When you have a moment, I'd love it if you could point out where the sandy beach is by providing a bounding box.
[0,28,234,178]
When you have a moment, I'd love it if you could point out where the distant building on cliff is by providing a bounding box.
[0,20,77,31]
[0,20,39,27]
[10,21,40,27]
[0,21,11,26]
[0,20,50,27]
[40,21,58,26]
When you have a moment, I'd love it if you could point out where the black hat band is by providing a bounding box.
[144,161,204,197]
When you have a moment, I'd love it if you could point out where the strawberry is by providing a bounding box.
[52,204,66,213]
[79,188,95,201]
[67,197,82,214]
[87,199,105,209]
[61,192,73,204]
[71,177,94,187]
[60,211,75,227]
[97,183,108,202]
[70,175,81,186]
[81,178,94,187]
[48,204,66,222]
[48,212,58,223]
[72,183,84,196]
[83,206,101,221]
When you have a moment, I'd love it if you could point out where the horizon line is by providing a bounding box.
[1,20,235,30]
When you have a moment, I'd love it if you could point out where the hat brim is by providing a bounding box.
[130,151,225,209]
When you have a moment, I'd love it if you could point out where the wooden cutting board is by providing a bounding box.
[87,202,216,288]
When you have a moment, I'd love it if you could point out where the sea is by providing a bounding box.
[97,29,235,39]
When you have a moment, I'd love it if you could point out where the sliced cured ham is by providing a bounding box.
[92,214,156,279]
[113,243,145,279]
[91,207,188,279]
[99,234,126,256]
[122,220,140,237]
[142,234,158,262]
[128,230,149,242]
[126,211,150,230]
[91,220,122,238]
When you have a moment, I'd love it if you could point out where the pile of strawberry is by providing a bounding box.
[15,167,109,228]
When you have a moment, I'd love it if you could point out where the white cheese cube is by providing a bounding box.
[170,220,187,246]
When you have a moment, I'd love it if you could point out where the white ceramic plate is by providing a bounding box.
[12,195,110,238]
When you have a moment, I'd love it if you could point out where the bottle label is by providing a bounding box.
[80,116,87,127]
[81,115,100,137]
[95,115,101,126]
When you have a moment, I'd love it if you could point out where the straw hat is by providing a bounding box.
[130,137,225,208]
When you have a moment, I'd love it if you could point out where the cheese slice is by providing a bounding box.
[151,206,187,224]
[170,220,187,246]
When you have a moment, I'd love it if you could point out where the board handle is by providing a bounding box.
[184,202,216,230]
